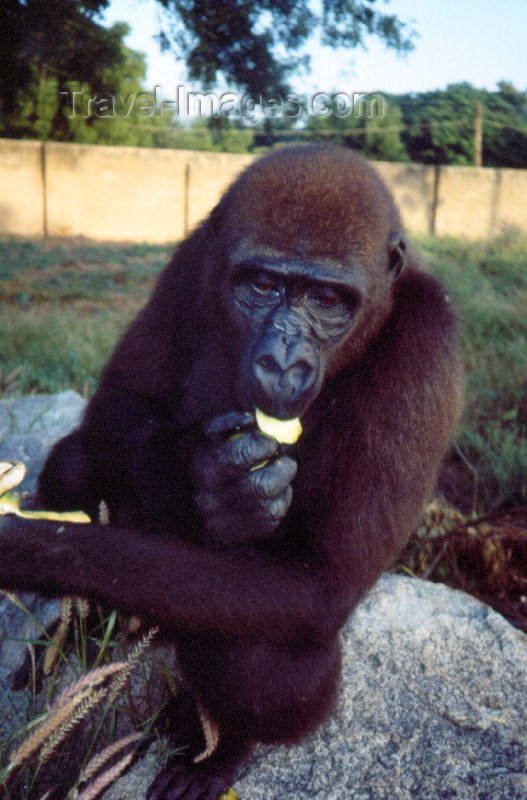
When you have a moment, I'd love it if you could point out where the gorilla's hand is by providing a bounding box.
[191,412,297,545]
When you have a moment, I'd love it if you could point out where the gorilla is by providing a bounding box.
[0,145,462,800]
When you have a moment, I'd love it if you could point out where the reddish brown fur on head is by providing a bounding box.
[216,145,402,266]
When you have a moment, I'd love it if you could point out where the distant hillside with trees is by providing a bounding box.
[304,82,527,168]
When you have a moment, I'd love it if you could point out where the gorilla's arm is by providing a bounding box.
[288,267,462,589]
[0,513,332,642]
[39,385,199,526]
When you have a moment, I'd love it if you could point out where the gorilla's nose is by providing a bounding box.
[253,334,317,401]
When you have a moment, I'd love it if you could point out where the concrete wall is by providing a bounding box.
[372,161,437,235]
[45,143,189,241]
[185,150,254,231]
[0,139,526,242]
[0,140,46,237]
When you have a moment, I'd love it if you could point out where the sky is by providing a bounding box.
[102,0,527,98]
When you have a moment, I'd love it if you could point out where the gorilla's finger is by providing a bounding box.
[266,485,294,522]
[246,457,298,499]
[191,432,278,486]
[204,412,255,439]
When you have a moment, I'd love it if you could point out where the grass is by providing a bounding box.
[0,593,166,800]
[0,234,526,511]
[415,233,527,510]
[0,240,171,396]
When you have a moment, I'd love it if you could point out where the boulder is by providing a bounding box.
[0,390,86,495]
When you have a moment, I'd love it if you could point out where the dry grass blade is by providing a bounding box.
[105,627,159,707]
[98,499,110,525]
[44,597,73,675]
[76,597,91,619]
[126,627,160,664]
[54,662,128,709]
[79,731,143,784]
[9,689,99,769]
[38,689,107,765]
[193,701,220,763]
[77,750,136,800]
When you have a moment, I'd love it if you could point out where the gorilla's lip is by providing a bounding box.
[253,397,308,421]
[248,385,313,421]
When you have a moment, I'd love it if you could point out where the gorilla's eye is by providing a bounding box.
[251,275,279,296]
[307,286,341,309]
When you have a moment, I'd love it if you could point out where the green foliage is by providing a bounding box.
[363,102,408,161]
[151,118,254,153]
[1,0,414,127]
[391,82,527,168]
[482,81,527,169]
[0,0,127,139]
[2,1,525,164]
[0,1,122,134]
[301,83,527,167]
[0,12,256,152]
[303,96,408,161]
[0,19,174,147]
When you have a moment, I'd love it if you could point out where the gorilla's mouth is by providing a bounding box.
[251,384,316,421]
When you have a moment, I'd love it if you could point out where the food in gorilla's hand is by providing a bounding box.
[254,409,303,445]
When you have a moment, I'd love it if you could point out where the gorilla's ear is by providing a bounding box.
[388,231,406,280]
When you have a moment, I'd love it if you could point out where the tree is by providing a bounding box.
[394,84,478,166]
[1,0,415,112]
[302,93,408,161]
[155,0,414,95]
[364,102,408,161]
[483,82,527,169]
[0,0,122,133]
[395,83,527,168]
[0,18,170,146]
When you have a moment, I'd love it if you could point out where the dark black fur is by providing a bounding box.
[0,146,462,800]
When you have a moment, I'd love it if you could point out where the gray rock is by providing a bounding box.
[0,390,86,495]
[0,593,61,682]
[0,390,85,439]
[233,575,527,800]
[105,576,527,800]
[1,393,527,799]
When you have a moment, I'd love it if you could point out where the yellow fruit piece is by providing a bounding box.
[16,509,91,523]
[0,461,27,495]
[0,498,91,523]
[0,460,91,523]
[219,790,239,800]
[255,409,302,444]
